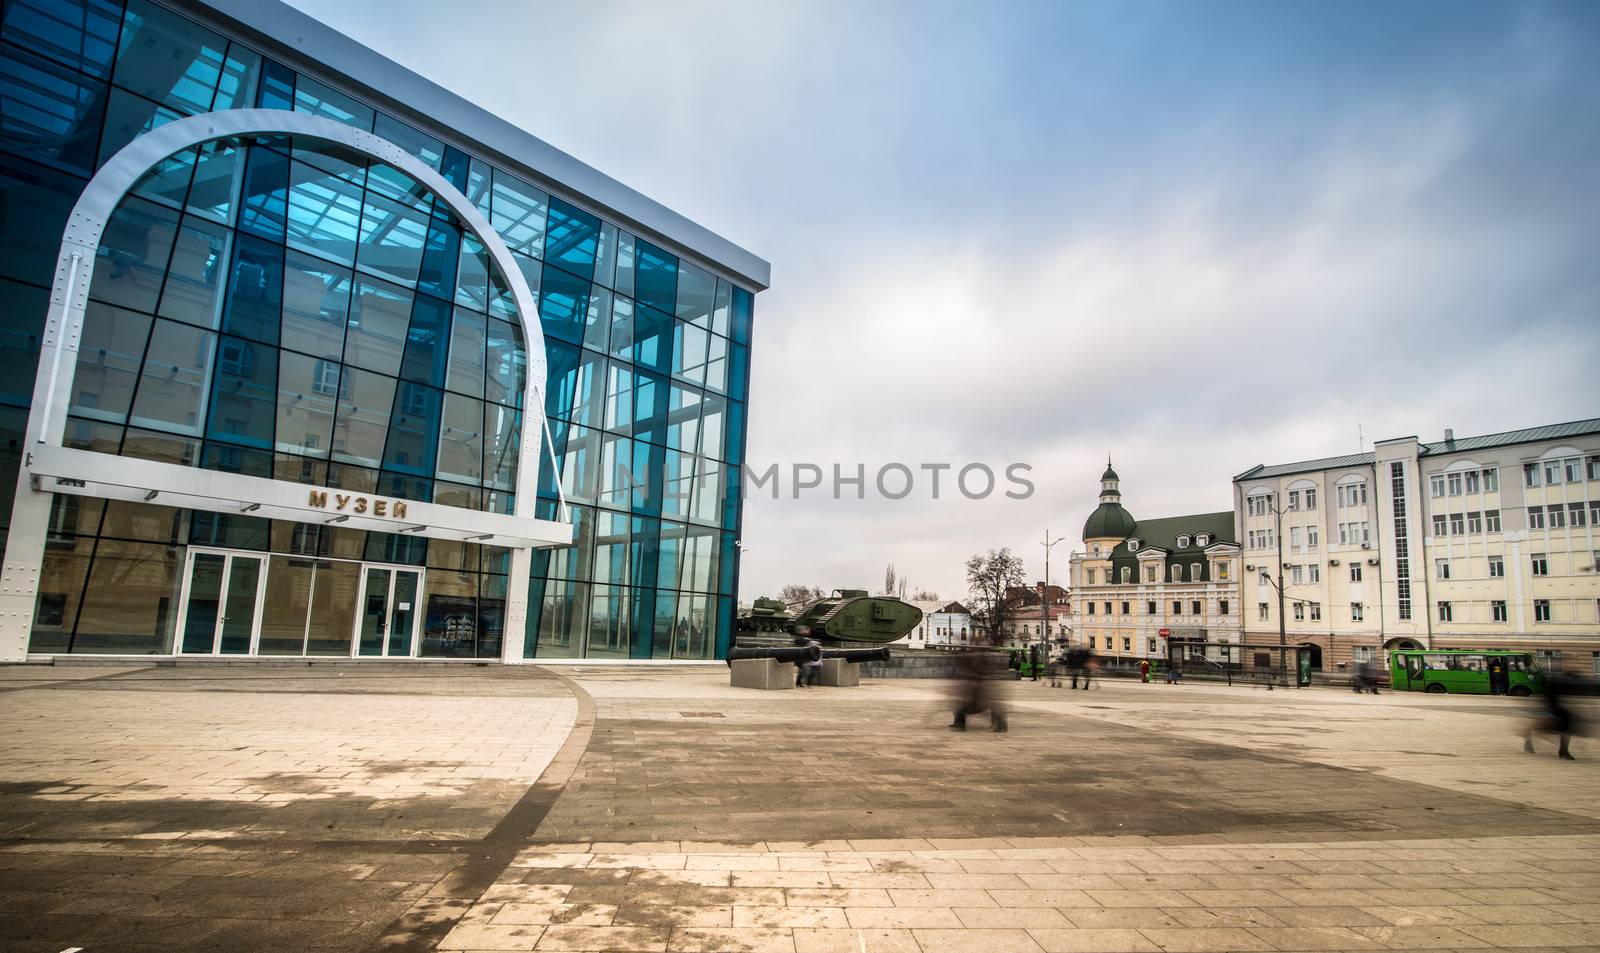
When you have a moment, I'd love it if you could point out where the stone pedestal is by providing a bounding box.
[730,657,795,690]
[818,658,860,687]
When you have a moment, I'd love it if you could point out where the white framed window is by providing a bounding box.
[1434,558,1451,580]
[1120,567,1131,584]
[1293,602,1305,621]
[1438,601,1453,623]
[1197,533,1210,547]
[1290,527,1302,550]
[1086,568,1097,585]
[1544,460,1561,485]
[1127,538,1139,551]
[1531,553,1548,576]
[1168,564,1181,582]
[1215,561,1230,581]
[1177,535,1191,548]
[1488,555,1504,578]
[1447,472,1462,496]
[1189,562,1201,580]
[1307,526,1318,549]
[1565,458,1582,482]
[1259,570,1271,586]
[1309,602,1321,621]
[1290,565,1303,585]
[1351,602,1364,622]
[1147,638,1157,653]
[1305,488,1317,510]
[1528,508,1545,530]
[1572,504,1588,528]
[1287,490,1300,511]
[1467,511,1482,533]
[1309,564,1320,584]
[1258,603,1269,621]
[1429,474,1445,497]
[1449,513,1465,535]
[1432,514,1447,536]
[1547,505,1566,529]
[1354,645,1373,662]
[1483,467,1499,491]
[1534,599,1551,623]
[1492,600,1507,622]
[1485,510,1501,532]
[1145,565,1157,583]
[1465,470,1480,494]
[1524,463,1539,487]
[1350,564,1362,582]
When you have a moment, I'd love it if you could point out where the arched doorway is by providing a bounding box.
[1298,641,1324,671]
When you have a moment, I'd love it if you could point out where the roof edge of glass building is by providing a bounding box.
[172,0,771,292]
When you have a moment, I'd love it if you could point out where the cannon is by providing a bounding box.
[726,643,822,666]
[822,647,892,664]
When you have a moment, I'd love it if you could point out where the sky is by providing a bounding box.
[291,0,1600,603]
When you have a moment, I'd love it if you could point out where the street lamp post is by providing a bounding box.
[1041,531,1067,676]
[1263,498,1288,688]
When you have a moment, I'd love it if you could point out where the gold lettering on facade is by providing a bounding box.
[393,501,407,519]
[354,497,368,514]
[308,490,327,508]
[374,500,387,516]
[336,493,351,510]
[304,490,407,521]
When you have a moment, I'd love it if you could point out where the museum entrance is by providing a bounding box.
[177,550,268,655]
[355,566,423,658]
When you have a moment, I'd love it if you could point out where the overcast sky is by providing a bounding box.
[292,0,1600,602]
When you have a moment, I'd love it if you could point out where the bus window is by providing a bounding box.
[1459,656,1485,673]
[1424,654,1452,670]
[1406,655,1424,681]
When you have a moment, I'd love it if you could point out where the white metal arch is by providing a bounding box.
[0,109,572,662]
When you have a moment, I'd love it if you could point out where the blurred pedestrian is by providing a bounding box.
[1525,673,1578,760]
[1139,658,1151,683]
[950,652,1007,732]
[1357,658,1381,694]
[1081,650,1097,690]
[796,640,822,688]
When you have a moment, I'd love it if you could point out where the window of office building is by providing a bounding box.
[1492,600,1507,622]
[1351,602,1363,621]
[1534,599,1551,623]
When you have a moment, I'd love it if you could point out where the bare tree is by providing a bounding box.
[911,589,939,602]
[883,563,897,596]
[966,548,1026,647]
[779,584,826,613]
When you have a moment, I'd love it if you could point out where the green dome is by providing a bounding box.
[1102,464,1119,482]
[1083,501,1136,541]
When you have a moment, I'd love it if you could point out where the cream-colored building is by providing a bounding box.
[1068,462,1241,661]
[1234,418,1600,675]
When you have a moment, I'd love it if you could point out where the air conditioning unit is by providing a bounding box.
[1328,558,1340,566]
[1244,565,1255,572]
[1367,558,1379,566]
[1361,542,1371,549]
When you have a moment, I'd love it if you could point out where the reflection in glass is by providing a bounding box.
[330,368,395,467]
[356,191,429,288]
[285,158,362,266]
[437,393,484,484]
[186,137,244,223]
[74,539,182,654]
[257,555,312,654]
[89,196,179,313]
[421,571,476,657]
[276,351,338,456]
[113,0,226,114]
[446,308,486,397]
[545,197,599,281]
[206,336,277,449]
[485,318,525,407]
[490,169,547,257]
[71,303,153,424]
[129,319,215,436]
[180,551,223,652]
[344,277,411,376]
[305,559,359,655]
[218,233,283,345]
[281,250,351,359]
[219,555,261,654]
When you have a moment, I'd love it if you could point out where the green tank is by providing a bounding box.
[792,590,924,643]
[736,597,793,633]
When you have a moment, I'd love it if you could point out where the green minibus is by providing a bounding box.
[1389,649,1543,696]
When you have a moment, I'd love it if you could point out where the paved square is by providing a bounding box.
[2,664,1597,952]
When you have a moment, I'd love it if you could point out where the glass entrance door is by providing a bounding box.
[178,550,266,655]
[355,566,422,657]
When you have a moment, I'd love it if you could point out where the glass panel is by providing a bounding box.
[592,221,618,289]
[477,574,506,659]
[1,0,122,78]
[420,571,477,657]
[676,260,715,326]
[181,552,223,652]
[558,425,600,505]
[533,578,586,659]
[545,340,579,422]
[155,214,230,329]
[281,250,351,359]
[257,57,293,110]
[446,308,487,397]
[0,153,85,287]
[238,142,289,241]
[437,393,484,484]
[285,158,363,266]
[344,277,411,376]
[490,169,547,257]
[662,450,693,521]
[485,318,525,407]
[305,559,359,655]
[674,323,707,385]
[383,381,441,476]
[571,350,605,428]
[398,295,451,388]
[275,351,339,456]
[677,593,712,659]
[29,536,93,654]
[705,334,728,393]
[126,140,194,210]
[258,555,311,655]
[0,280,44,411]
[700,393,725,461]
[632,305,672,375]
[206,336,276,449]
[374,113,443,171]
[89,196,180,313]
[416,215,461,301]
[544,197,599,281]
[691,460,722,525]
[219,233,286,345]
[603,364,633,433]
[292,74,373,130]
[665,385,701,453]
[633,370,667,447]
[129,319,215,436]
[538,262,589,344]
[650,590,675,659]
[582,286,612,352]
[357,566,387,656]
[186,137,244,223]
[711,279,731,337]
[634,239,677,315]
[218,556,260,654]
[389,570,418,656]
[330,367,395,467]
[483,404,519,492]
[212,42,260,110]
[113,0,225,114]
[0,44,108,177]
[71,539,182,654]
[120,427,198,465]
[587,584,631,659]
[356,191,429,288]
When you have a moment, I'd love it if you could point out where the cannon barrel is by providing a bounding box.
[726,644,823,666]
[821,647,892,664]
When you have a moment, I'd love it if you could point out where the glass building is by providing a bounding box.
[0,0,767,662]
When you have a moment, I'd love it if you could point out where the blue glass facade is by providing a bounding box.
[0,0,754,659]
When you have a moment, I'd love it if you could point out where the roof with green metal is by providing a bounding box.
[1083,501,1137,540]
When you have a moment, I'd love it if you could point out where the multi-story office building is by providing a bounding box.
[0,0,767,662]
[1068,462,1242,660]
[1234,419,1600,674]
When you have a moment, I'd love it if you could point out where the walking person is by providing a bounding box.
[950,652,1007,732]
[796,640,823,688]
[1525,673,1579,760]
[1080,650,1097,690]
[1139,658,1150,683]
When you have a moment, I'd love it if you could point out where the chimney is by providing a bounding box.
[1444,428,1455,443]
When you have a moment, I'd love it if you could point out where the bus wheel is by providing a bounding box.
[1425,683,1446,694]
[1508,685,1531,697]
